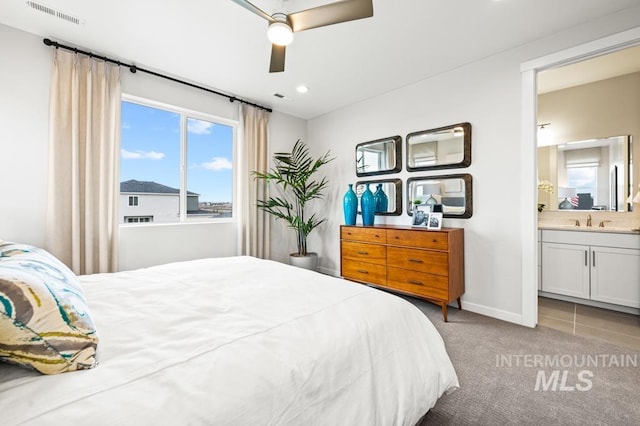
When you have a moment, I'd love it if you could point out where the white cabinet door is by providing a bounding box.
[542,242,590,298]
[591,247,640,308]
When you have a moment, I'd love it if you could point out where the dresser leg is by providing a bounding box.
[441,302,448,322]
[457,297,462,310]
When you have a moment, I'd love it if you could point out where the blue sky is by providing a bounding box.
[121,101,233,203]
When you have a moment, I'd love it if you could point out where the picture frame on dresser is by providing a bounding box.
[428,213,443,230]
[411,205,430,227]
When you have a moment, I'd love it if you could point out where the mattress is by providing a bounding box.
[0,256,458,425]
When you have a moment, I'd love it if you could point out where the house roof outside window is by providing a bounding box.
[120,179,199,196]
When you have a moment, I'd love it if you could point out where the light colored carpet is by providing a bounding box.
[403,296,640,426]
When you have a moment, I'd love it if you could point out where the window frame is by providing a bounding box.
[120,94,238,225]
[128,195,139,207]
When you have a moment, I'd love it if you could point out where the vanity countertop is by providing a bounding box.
[538,225,640,235]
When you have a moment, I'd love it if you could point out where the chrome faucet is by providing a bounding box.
[586,214,592,227]
[573,219,580,227]
[599,220,611,228]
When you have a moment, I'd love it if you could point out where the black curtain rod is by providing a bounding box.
[43,38,272,113]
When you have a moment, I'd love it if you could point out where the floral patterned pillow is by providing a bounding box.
[0,242,98,374]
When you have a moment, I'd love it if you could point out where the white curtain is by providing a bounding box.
[45,49,121,275]
[239,104,270,258]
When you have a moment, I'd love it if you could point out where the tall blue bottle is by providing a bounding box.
[374,183,389,213]
[343,184,358,225]
[361,183,375,226]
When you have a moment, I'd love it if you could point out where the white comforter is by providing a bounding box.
[0,256,458,425]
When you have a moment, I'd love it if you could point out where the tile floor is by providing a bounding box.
[538,296,640,351]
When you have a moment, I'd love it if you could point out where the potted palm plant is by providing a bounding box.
[253,139,334,270]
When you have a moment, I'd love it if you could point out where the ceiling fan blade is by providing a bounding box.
[229,0,275,23]
[269,44,286,73]
[288,0,373,32]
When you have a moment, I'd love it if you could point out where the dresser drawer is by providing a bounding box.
[342,259,386,285]
[387,267,449,300]
[342,241,386,262]
[387,246,448,276]
[387,229,448,250]
[341,226,387,244]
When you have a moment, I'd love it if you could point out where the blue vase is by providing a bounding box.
[374,184,389,213]
[343,184,358,225]
[361,183,375,226]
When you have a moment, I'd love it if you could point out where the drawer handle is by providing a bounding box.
[408,258,423,264]
[357,251,369,255]
[432,239,438,243]
[374,234,380,238]
[394,236,400,239]
[356,269,369,274]
[408,280,424,286]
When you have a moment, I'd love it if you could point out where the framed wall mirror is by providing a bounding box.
[406,122,471,172]
[407,174,473,218]
[538,135,632,212]
[356,136,402,177]
[355,179,402,216]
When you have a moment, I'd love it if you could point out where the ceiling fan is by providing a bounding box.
[230,0,374,73]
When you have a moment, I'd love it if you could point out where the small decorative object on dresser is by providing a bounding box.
[343,184,358,225]
[428,212,443,230]
[360,183,375,226]
[411,205,430,227]
[340,225,465,321]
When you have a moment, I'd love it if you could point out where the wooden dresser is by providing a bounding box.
[340,224,464,321]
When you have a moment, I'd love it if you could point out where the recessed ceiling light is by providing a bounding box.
[296,85,310,94]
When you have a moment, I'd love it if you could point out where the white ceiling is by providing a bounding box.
[2,0,640,119]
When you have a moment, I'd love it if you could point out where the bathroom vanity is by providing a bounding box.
[539,228,640,311]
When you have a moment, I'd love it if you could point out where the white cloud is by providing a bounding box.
[202,157,232,171]
[121,148,165,160]
[188,119,214,135]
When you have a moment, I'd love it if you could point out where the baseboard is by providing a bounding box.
[317,266,340,277]
[319,267,528,326]
[462,301,525,326]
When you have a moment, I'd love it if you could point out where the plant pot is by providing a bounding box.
[289,252,318,271]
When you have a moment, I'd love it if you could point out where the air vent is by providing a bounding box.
[25,1,81,25]
[273,93,292,101]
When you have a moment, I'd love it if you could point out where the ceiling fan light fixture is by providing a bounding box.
[268,21,293,46]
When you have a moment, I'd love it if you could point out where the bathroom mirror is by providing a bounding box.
[538,135,632,212]
[355,178,402,216]
[406,122,471,171]
[407,174,473,218]
[355,136,402,177]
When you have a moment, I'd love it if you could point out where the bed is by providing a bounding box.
[0,246,458,425]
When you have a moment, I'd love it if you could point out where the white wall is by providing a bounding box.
[0,24,306,270]
[0,24,50,246]
[300,10,640,324]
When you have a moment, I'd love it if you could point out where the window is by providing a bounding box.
[567,165,598,205]
[125,216,153,223]
[120,98,236,224]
